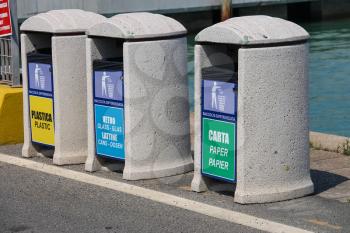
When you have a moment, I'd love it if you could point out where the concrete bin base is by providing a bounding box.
[234,182,314,204]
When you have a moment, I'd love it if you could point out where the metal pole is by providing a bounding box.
[221,0,232,22]
[10,0,20,86]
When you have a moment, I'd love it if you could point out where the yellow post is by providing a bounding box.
[221,0,232,22]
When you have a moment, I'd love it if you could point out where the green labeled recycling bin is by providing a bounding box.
[191,15,314,204]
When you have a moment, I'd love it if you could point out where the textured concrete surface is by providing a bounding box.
[123,38,193,180]
[1,144,350,233]
[21,10,105,165]
[50,35,89,165]
[195,15,309,45]
[85,13,193,180]
[234,44,313,203]
[20,9,105,34]
[0,85,23,145]
[310,131,350,154]
[88,12,186,39]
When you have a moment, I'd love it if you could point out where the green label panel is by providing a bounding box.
[202,118,236,181]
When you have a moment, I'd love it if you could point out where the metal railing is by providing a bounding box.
[0,0,20,87]
[0,36,13,84]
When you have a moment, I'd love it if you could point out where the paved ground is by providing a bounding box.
[0,161,262,233]
[0,144,349,233]
[310,149,350,202]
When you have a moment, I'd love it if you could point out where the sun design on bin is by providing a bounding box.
[124,41,192,181]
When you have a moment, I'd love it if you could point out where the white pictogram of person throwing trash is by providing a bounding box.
[34,64,40,88]
[101,71,115,98]
[211,81,221,110]
[101,72,110,97]
[34,64,46,89]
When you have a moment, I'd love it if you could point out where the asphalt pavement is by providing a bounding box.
[0,144,350,233]
[0,161,261,233]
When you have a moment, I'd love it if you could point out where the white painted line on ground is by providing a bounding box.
[0,153,314,233]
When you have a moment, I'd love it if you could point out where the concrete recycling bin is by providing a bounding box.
[21,10,105,165]
[191,15,314,204]
[84,12,193,180]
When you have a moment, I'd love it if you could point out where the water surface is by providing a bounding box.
[302,18,350,137]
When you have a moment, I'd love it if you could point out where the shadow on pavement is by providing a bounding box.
[311,169,349,194]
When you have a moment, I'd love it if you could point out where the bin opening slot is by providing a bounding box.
[202,64,238,83]
[28,48,52,56]
[27,52,52,63]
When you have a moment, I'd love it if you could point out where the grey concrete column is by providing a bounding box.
[234,44,313,203]
[122,38,193,180]
[51,35,88,165]
[21,33,37,158]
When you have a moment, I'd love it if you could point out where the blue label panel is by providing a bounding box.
[94,70,123,101]
[93,68,125,160]
[28,62,53,94]
[203,80,237,117]
[95,105,125,160]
